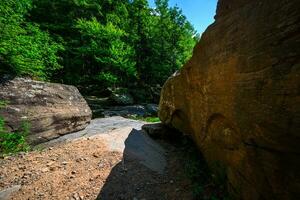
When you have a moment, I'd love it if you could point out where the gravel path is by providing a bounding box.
[0,117,193,200]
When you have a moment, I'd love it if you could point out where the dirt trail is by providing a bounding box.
[0,117,194,200]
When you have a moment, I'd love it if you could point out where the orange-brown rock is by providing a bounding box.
[0,77,92,144]
[159,0,300,199]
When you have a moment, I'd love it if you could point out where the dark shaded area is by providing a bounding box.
[0,74,16,84]
[97,129,194,200]
[97,127,230,200]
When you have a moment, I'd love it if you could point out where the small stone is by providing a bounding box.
[49,166,56,171]
[38,193,45,196]
[170,180,174,184]
[93,153,100,158]
[24,172,32,176]
[62,161,68,165]
[46,161,55,167]
[71,171,76,175]
[70,175,76,179]
[72,192,80,200]
[41,168,49,173]
[76,158,84,162]
[98,163,104,168]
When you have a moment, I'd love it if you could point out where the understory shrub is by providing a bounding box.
[0,100,30,155]
[0,118,31,155]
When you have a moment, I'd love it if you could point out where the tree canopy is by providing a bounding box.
[0,0,198,97]
[0,0,63,79]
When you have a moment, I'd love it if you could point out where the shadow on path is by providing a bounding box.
[97,129,193,200]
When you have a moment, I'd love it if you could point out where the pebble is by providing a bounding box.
[76,158,84,162]
[93,153,100,158]
[49,166,56,171]
[41,168,49,173]
[98,163,104,168]
[46,161,55,167]
[24,172,32,176]
[72,192,81,200]
[38,192,45,196]
[62,161,68,165]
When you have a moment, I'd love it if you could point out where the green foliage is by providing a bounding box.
[97,72,118,88]
[26,0,197,94]
[0,119,31,155]
[0,100,8,108]
[0,0,63,80]
[129,116,160,122]
[143,117,160,123]
[0,100,30,155]
[126,0,198,86]
[1,0,198,100]
[75,17,136,86]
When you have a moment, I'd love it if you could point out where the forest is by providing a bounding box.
[1,0,298,199]
[0,0,198,101]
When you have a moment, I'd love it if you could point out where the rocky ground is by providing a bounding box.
[0,117,195,200]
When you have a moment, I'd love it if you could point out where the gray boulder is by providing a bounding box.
[0,78,92,144]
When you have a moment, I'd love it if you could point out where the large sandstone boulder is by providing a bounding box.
[0,78,92,144]
[159,0,300,199]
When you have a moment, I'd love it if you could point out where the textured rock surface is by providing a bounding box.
[0,78,92,144]
[159,0,300,199]
[142,123,172,139]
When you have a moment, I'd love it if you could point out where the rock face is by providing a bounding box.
[159,0,300,199]
[0,78,92,144]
